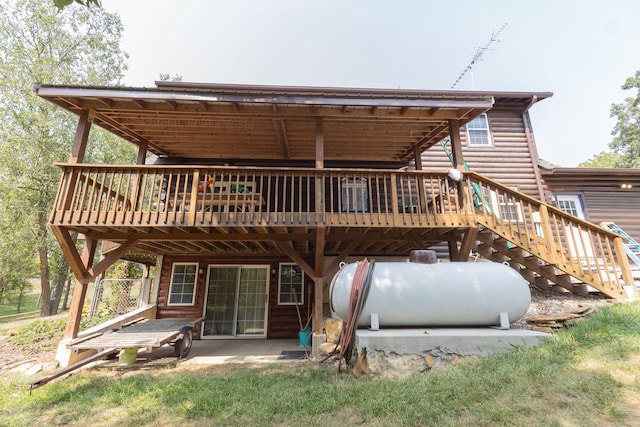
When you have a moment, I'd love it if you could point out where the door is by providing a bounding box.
[202,265,269,338]
[555,194,593,259]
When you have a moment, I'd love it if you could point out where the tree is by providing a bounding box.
[578,151,622,168]
[0,0,134,316]
[608,70,640,168]
[53,0,101,10]
[159,73,184,82]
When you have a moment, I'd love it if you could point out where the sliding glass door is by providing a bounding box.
[202,265,268,338]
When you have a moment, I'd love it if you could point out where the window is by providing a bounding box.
[340,178,369,212]
[484,188,522,222]
[555,195,585,218]
[466,114,492,146]
[168,263,198,305]
[498,194,522,222]
[278,263,304,305]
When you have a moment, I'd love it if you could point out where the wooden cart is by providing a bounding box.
[29,317,204,392]
[69,317,205,358]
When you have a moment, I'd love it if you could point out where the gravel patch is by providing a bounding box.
[513,286,615,329]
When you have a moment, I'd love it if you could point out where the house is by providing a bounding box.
[36,82,633,365]
[540,163,640,244]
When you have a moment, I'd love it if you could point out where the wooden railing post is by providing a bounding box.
[537,205,559,266]
[614,236,636,298]
[189,170,200,226]
[315,172,324,224]
[390,174,399,225]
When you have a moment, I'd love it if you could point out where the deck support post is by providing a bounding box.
[136,141,148,165]
[313,228,326,336]
[69,109,93,164]
[63,236,97,339]
[413,145,427,213]
[448,119,464,170]
[450,228,478,261]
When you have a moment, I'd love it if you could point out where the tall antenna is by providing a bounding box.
[451,23,508,89]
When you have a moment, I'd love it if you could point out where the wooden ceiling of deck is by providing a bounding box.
[36,83,501,164]
[90,224,468,264]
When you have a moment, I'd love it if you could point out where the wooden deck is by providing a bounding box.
[50,164,632,299]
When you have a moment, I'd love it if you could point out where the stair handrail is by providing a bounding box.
[462,171,621,237]
[462,171,632,298]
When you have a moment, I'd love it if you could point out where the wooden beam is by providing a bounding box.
[93,112,164,155]
[51,227,90,283]
[52,227,139,285]
[448,119,464,169]
[313,227,326,335]
[132,99,146,109]
[315,118,324,169]
[314,227,326,277]
[273,241,315,279]
[81,236,97,269]
[63,281,88,339]
[399,122,449,159]
[63,236,98,339]
[448,240,460,261]
[69,109,93,164]
[88,239,138,282]
[87,231,315,242]
[414,144,427,212]
[454,227,478,261]
[322,238,361,277]
[272,119,291,158]
[315,118,325,222]
[136,141,148,165]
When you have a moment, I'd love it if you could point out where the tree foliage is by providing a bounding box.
[577,71,640,168]
[578,151,622,168]
[53,0,101,10]
[0,0,133,316]
[608,70,640,168]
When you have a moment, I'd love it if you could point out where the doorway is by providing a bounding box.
[201,265,269,338]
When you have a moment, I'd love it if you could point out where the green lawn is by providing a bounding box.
[0,291,40,318]
[2,301,639,426]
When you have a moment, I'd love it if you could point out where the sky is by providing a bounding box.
[101,0,640,167]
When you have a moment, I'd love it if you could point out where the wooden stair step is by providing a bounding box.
[522,256,543,270]
[508,247,525,262]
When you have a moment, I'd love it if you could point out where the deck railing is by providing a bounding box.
[51,164,472,228]
[463,172,632,297]
[51,164,632,297]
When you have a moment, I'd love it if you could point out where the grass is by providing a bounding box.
[1,301,639,426]
[0,291,40,318]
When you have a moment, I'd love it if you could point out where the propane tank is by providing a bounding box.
[329,261,530,327]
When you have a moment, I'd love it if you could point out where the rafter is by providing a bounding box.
[272,119,291,158]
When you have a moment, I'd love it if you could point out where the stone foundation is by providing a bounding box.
[354,328,552,379]
[364,347,473,379]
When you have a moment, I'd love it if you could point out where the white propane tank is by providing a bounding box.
[329,261,530,327]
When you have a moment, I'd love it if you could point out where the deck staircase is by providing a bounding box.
[463,172,630,299]
[475,228,591,296]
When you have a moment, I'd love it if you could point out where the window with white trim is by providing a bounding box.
[484,188,523,223]
[498,194,522,222]
[555,195,585,218]
[278,263,304,305]
[168,263,198,306]
[466,114,492,146]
